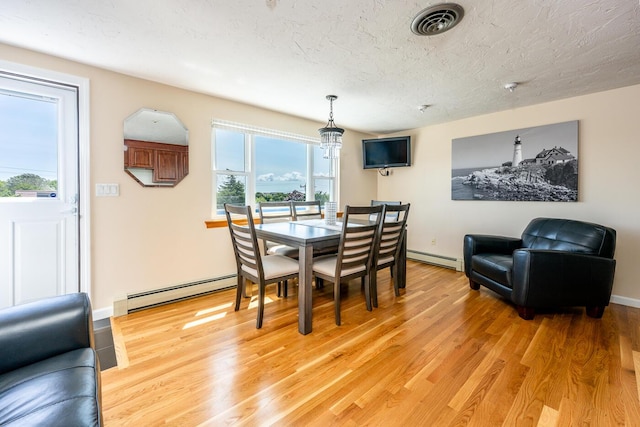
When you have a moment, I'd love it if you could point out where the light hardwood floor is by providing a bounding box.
[102,261,640,426]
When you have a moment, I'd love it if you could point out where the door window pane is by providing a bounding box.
[0,91,58,198]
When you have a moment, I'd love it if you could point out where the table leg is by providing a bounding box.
[298,243,313,334]
[397,230,407,289]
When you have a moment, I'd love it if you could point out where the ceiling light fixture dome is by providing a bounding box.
[318,95,344,159]
[411,3,464,36]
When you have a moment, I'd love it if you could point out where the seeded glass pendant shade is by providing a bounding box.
[318,95,344,159]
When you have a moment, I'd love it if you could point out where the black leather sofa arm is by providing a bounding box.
[463,234,523,276]
[0,293,95,374]
[511,249,616,308]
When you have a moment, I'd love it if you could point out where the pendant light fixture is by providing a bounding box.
[318,95,344,159]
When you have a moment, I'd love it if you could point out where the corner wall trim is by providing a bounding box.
[610,294,640,309]
[93,306,114,321]
[407,249,462,271]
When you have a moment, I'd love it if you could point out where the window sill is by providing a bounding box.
[204,218,259,228]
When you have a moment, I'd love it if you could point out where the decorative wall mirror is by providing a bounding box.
[123,108,189,187]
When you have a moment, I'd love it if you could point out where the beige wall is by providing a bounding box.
[3,42,638,311]
[378,84,640,304]
[0,43,376,313]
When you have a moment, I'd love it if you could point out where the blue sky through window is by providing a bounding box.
[0,92,57,181]
[215,129,332,195]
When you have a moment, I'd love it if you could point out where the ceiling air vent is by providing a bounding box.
[411,3,464,36]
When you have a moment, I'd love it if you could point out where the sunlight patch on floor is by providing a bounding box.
[183,312,227,329]
[183,302,233,330]
[248,295,274,310]
[196,303,232,316]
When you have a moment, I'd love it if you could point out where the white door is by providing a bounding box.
[0,73,80,308]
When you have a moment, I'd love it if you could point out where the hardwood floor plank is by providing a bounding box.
[537,404,559,427]
[448,323,518,411]
[101,262,640,426]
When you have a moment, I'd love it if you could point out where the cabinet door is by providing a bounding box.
[154,149,181,182]
[129,146,154,168]
[182,152,189,176]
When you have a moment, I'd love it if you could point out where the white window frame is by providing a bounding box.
[211,119,338,217]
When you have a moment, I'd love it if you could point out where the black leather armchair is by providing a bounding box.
[464,218,616,320]
[0,293,103,426]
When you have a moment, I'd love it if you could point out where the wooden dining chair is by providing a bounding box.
[258,201,296,253]
[258,201,298,297]
[292,200,323,220]
[224,204,300,328]
[292,200,339,266]
[311,204,383,325]
[369,203,410,308]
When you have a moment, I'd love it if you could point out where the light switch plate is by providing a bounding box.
[96,183,119,197]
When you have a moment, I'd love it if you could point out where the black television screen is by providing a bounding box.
[362,136,411,169]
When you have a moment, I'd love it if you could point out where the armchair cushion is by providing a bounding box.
[471,254,514,289]
[464,217,616,319]
[0,293,102,426]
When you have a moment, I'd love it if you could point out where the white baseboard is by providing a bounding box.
[93,276,640,319]
[113,274,237,316]
[407,249,463,271]
[610,294,640,308]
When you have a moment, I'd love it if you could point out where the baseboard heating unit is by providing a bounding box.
[407,250,463,271]
[114,275,237,315]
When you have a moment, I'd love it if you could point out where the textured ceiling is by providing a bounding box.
[1,0,639,135]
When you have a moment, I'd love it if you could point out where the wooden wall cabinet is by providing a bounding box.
[124,139,189,186]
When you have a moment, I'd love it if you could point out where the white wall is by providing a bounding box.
[0,43,376,313]
[378,84,640,304]
[3,41,638,311]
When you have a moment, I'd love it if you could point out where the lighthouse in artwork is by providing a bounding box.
[512,135,523,167]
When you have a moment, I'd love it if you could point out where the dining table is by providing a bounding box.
[254,219,406,335]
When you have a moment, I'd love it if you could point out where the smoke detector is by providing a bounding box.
[504,82,518,92]
[411,3,465,36]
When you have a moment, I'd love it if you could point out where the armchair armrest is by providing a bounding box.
[511,249,616,308]
[0,293,95,374]
[463,234,523,276]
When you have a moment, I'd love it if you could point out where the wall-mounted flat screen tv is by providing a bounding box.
[362,136,411,169]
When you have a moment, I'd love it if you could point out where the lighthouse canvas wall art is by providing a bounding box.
[451,120,578,201]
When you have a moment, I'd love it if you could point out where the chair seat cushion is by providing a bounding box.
[471,254,514,289]
[241,254,299,281]
[0,348,100,427]
[267,244,299,259]
[313,255,367,278]
[377,255,394,267]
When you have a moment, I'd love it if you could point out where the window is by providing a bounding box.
[0,88,58,198]
[212,120,338,216]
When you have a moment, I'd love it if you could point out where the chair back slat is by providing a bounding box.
[374,203,410,267]
[293,200,323,220]
[258,201,294,224]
